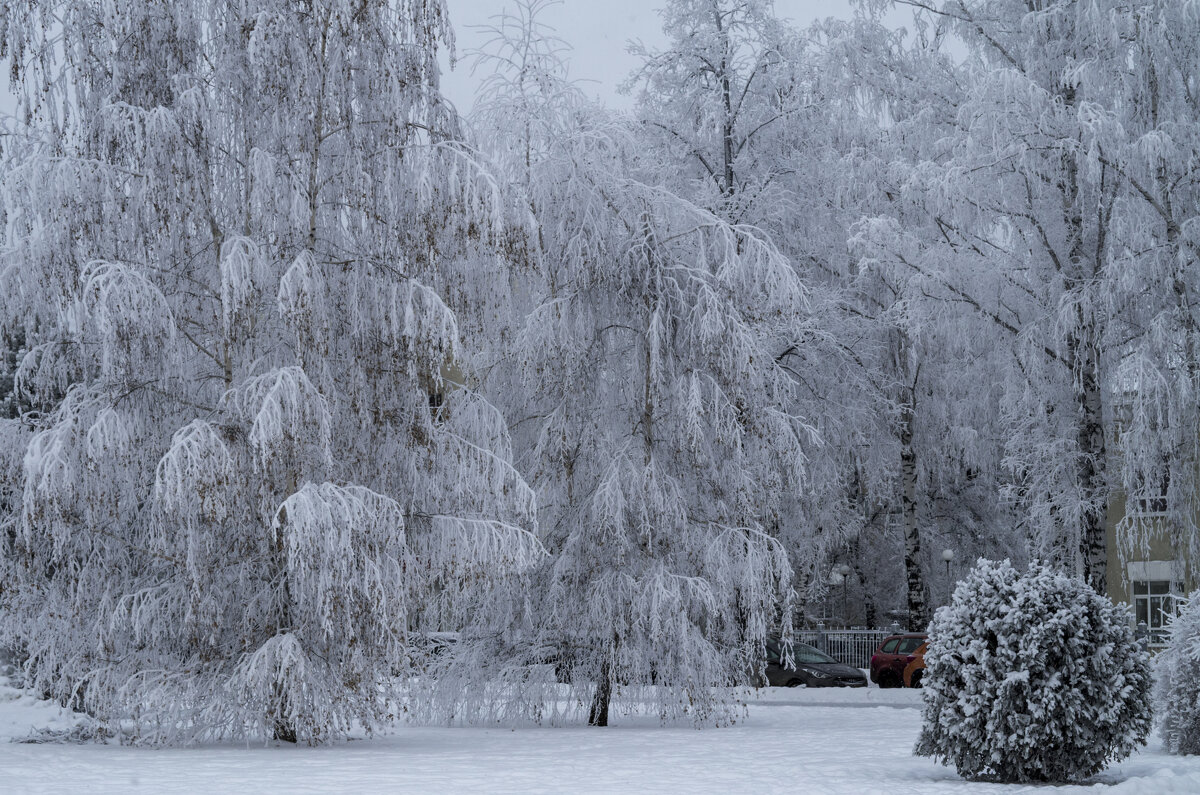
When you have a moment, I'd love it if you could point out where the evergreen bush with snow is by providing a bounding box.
[915,559,1152,783]
[1155,592,1200,754]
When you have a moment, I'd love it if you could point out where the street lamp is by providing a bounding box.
[942,548,955,580]
[836,564,852,623]
[828,568,843,623]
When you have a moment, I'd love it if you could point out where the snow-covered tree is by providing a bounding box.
[1156,593,1200,755]
[524,131,804,727]
[879,0,1200,594]
[626,0,803,225]
[0,0,536,744]
[785,5,1020,627]
[418,1,814,727]
[916,558,1152,783]
[627,2,916,623]
[1099,3,1200,576]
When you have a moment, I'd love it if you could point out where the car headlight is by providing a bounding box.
[803,667,831,678]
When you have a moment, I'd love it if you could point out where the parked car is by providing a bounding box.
[869,633,927,688]
[902,640,928,688]
[762,638,868,688]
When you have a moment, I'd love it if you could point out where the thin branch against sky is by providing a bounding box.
[438,0,883,112]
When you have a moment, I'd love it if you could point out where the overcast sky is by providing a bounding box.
[439,0,888,112]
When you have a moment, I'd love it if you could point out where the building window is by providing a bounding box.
[428,391,444,420]
[1132,580,1177,645]
[1132,464,1169,515]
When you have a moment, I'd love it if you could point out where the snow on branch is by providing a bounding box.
[21,390,92,539]
[13,341,84,412]
[417,141,509,242]
[275,249,318,326]
[412,515,544,579]
[153,419,233,522]
[222,367,332,470]
[79,260,176,380]
[219,237,266,338]
[226,632,348,746]
[378,277,459,377]
[436,393,538,521]
[274,482,409,640]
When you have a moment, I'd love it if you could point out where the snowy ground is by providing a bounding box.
[3,676,1199,794]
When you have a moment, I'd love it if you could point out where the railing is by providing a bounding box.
[795,619,1163,668]
[797,627,895,670]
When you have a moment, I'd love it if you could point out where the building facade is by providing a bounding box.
[1105,486,1191,646]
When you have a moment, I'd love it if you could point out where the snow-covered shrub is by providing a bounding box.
[915,559,1152,783]
[1155,592,1200,754]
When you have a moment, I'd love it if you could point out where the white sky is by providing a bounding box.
[439,0,890,112]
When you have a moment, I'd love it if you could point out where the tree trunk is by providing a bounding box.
[712,2,735,197]
[1060,105,1107,594]
[271,686,297,744]
[588,657,612,727]
[900,383,929,630]
[1071,322,1107,593]
[271,491,297,742]
[851,537,876,628]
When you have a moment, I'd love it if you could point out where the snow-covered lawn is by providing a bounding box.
[3,677,1199,794]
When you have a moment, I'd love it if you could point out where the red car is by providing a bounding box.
[870,633,927,688]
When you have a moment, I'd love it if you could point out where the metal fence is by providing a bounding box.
[797,628,894,670]
[796,621,1159,668]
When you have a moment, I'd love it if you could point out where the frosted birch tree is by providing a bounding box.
[781,7,1020,626]
[627,2,907,621]
[0,0,536,744]
[411,1,802,727]
[926,0,1200,593]
[1098,3,1200,578]
[626,0,806,227]
[953,0,1119,593]
[525,134,806,726]
[874,0,1174,592]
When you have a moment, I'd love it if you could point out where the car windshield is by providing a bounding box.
[785,643,836,665]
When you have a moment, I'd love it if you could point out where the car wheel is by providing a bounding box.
[785,678,805,688]
[878,672,901,689]
[910,670,923,689]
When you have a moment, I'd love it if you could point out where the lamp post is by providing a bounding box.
[829,568,844,623]
[836,564,851,624]
[942,549,955,598]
